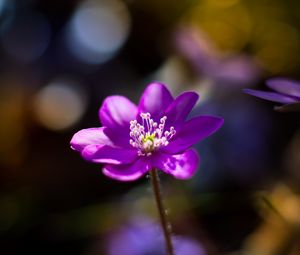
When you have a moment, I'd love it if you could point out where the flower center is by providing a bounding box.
[129,112,176,156]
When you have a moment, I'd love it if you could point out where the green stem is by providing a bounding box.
[150,169,174,255]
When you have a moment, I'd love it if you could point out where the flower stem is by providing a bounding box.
[150,169,174,255]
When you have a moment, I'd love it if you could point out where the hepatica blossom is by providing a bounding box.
[244,78,300,112]
[70,82,223,181]
[175,27,260,86]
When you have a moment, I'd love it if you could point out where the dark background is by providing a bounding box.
[1,0,300,254]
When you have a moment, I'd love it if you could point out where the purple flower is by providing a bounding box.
[106,216,206,255]
[175,27,260,86]
[243,78,300,112]
[70,82,223,181]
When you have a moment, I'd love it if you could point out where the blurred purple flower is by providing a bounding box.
[244,78,300,112]
[175,27,260,86]
[70,82,223,181]
[106,217,206,255]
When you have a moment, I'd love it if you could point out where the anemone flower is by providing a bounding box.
[175,27,260,86]
[243,78,300,112]
[70,82,223,181]
[106,216,206,255]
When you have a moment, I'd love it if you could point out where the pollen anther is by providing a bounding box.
[129,112,176,156]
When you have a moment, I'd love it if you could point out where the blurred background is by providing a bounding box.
[1,0,300,254]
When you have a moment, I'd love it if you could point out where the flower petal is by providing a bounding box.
[165,91,199,128]
[103,127,132,149]
[138,82,173,120]
[153,149,200,179]
[70,127,112,152]
[243,89,298,104]
[103,157,150,181]
[163,116,224,154]
[82,144,138,164]
[266,78,300,98]
[99,95,138,130]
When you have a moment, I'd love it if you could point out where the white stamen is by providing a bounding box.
[129,112,176,156]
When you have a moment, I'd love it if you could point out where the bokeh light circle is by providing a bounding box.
[67,0,131,64]
[33,79,88,131]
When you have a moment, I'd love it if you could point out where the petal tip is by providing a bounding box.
[139,81,174,116]
[205,115,225,132]
[143,81,173,98]
[99,95,138,128]
[175,149,201,180]
[70,132,86,152]
[185,90,200,102]
[147,80,168,87]
[216,117,225,128]
[143,81,171,95]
